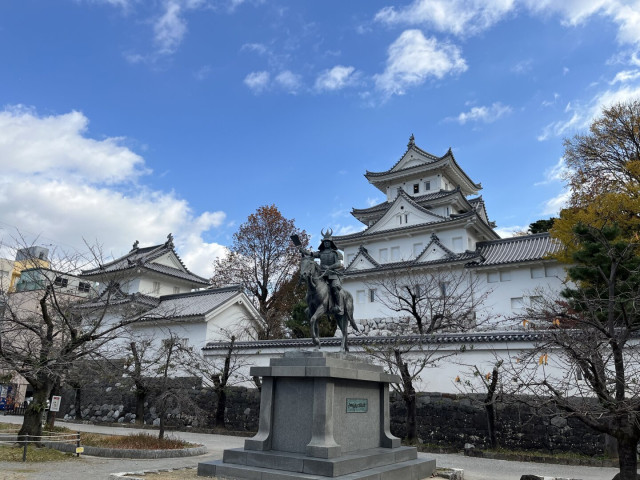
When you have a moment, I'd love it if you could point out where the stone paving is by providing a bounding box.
[0,415,623,480]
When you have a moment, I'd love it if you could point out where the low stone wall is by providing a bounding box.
[59,381,260,432]
[389,392,604,456]
[59,381,605,456]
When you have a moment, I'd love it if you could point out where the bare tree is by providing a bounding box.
[455,360,504,449]
[505,223,640,479]
[0,238,147,439]
[363,267,491,441]
[366,267,488,335]
[177,328,253,429]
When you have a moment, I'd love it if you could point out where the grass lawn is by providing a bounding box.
[0,444,77,462]
[0,422,197,451]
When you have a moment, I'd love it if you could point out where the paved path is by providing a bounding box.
[0,415,622,480]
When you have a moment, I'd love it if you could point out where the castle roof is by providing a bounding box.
[139,285,246,321]
[364,136,481,195]
[342,233,559,278]
[80,234,209,287]
[470,233,562,268]
[203,331,545,351]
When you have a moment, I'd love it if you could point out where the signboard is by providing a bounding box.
[346,398,368,413]
[75,447,84,454]
[50,395,62,412]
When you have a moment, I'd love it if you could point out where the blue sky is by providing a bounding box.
[1,0,640,277]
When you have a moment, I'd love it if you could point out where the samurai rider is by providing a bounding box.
[301,229,345,316]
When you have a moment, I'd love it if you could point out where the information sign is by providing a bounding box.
[50,395,62,412]
[346,398,368,413]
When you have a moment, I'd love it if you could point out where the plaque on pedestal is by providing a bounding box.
[198,351,436,479]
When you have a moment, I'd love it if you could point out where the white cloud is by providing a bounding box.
[535,157,569,186]
[241,43,268,55]
[538,84,640,140]
[511,59,533,74]
[244,71,270,93]
[0,106,147,184]
[374,0,515,37]
[314,66,358,91]
[495,225,528,238]
[523,0,640,46]
[374,30,467,96]
[154,1,190,55]
[450,102,512,124]
[375,0,640,49]
[610,69,640,84]
[0,106,226,278]
[540,190,571,216]
[275,70,302,94]
[194,65,212,81]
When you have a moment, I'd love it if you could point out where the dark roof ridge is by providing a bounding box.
[478,232,552,246]
[158,285,241,301]
[335,210,479,242]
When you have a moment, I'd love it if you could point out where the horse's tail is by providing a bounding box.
[343,291,358,332]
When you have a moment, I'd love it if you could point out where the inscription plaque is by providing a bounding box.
[346,398,368,413]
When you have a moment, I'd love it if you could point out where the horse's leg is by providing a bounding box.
[309,307,325,349]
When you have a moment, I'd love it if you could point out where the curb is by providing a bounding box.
[2,434,207,459]
[45,441,207,459]
[109,466,196,480]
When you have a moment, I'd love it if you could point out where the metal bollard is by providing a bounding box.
[76,431,81,457]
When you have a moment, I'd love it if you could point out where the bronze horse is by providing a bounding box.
[299,253,358,352]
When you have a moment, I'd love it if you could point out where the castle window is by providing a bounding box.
[452,237,463,251]
[391,247,400,261]
[369,289,376,302]
[510,297,524,310]
[413,243,423,257]
[379,248,388,262]
[413,184,419,194]
[54,276,68,288]
[424,181,431,191]
[356,290,366,304]
[78,282,91,293]
[487,272,499,283]
[500,271,511,282]
[530,267,544,279]
[152,281,160,294]
[173,287,180,294]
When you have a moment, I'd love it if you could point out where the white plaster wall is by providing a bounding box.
[385,173,449,202]
[137,277,182,296]
[343,262,566,323]
[205,302,257,342]
[344,228,472,267]
[202,339,569,394]
[473,263,567,328]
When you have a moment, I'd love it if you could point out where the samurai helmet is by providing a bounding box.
[318,228,338,251]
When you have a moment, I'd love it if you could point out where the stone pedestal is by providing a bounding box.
[198,351,436,479]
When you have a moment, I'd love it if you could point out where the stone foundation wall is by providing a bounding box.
[60,381,604,455]
[389,392,604,455]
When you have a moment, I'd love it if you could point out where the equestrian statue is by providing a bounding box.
[292,229,358,352]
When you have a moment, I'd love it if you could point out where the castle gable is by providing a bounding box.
[365,193,444,235]
[345,246,379,272]
[416,234,456,262]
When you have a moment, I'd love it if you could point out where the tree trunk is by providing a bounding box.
[215,387,226,428]
[73,385,82,420]
[46,381,61,430]
[616,437,639,480]
[159,408,165,440]
[485,402,497,449]
[405,392,417,442]
[394,349,417,442]
[134,387,146,425]
[18,379,53,439]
